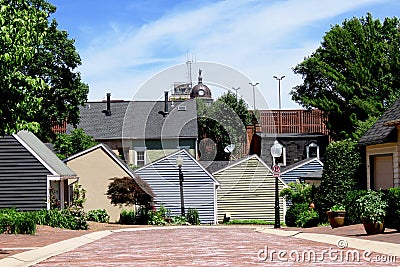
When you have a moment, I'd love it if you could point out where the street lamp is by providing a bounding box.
[270,140,283,228]
[249,82,259,110]
[176,156,185,216]
[273,76,285,109]
[232,87,240,103]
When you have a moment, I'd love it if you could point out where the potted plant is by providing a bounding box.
[355,190,387,235]
[326,204,346,228]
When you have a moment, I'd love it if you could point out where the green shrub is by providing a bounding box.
[0,209,36,234]
[186,208,200,225]
[87,209,110,223]
[355,190,387,224]
[314,139,363,222]
[295,207,319,228]
[280,182,314,204]
[384,188,400,230]
[172,215,187,225]
[119,209,136,225]
[285,203,318,227]
[344,189,368,224]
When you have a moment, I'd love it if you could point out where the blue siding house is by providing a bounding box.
[280,157,324,185]
[135,149,219,224]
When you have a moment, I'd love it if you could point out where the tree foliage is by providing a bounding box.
[197,91,254,161]
[53,128,97,159]
[314,139,363,221]
[0,0,89,138]
[106,177,154,208]
[291,13,400,140]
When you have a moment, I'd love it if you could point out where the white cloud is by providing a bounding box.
[79,0,386,108]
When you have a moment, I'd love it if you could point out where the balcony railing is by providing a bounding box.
[259,109,328,135]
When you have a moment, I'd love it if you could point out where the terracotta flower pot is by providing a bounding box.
[326,210,346,228]
[362,219,385,235]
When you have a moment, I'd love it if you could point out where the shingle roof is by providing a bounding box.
[69,100,198,140]
[359,97,400,145]
[14,131,76,177]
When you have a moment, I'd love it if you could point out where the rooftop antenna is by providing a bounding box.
[185,51,193,87]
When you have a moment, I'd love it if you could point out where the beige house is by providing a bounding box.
[65,144,154,222]
[359,98,400,189]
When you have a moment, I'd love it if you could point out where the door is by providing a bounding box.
[373,155,394,190]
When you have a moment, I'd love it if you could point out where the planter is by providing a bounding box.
[326,210,346,228]
[362,219,385,235]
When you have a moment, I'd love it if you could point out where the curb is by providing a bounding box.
[255,227,400,257]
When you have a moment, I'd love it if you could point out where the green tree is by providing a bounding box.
[53,128,97,159]
[0,0,89,138]
[291,13,400,141]
[197,91,253,161]
[314,139,363,222]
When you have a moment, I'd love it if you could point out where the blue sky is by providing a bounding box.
[50,0,400,109]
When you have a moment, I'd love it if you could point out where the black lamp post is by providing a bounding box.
[270,140,283,228]
[176,156,185,216]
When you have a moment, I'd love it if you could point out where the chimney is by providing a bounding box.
[158,91,169,117]
[102,93,112,116]
[164,91,169,114]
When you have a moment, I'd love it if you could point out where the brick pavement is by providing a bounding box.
[29,226,398,266]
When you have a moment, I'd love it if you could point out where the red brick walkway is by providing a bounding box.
[31,226,398,266]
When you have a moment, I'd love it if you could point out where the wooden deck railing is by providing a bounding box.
[259,109,328,135]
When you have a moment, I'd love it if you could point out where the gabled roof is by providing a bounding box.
[68,100,198,140]
[135,149,219,185]
[280,157,323,174]
[280,157,323,184]
[359,97,400,145]
[64,143,154,197]
[212,154,286,185]
[13,130,76,177]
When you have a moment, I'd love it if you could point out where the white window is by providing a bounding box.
[134,147,147,167]
[306,142,319,158]
[136,151,145,167]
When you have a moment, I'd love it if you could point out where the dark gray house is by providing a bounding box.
[259,133,328,168]
[0,131,77,211]
[69,96,198,167]
[359,97,400,189]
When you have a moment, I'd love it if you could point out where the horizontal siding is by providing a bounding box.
[280,160,323,184]
[136,152,216,224]
[214,157,285,223]
[0,135,48,211]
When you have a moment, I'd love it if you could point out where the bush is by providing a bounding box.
[355,190,387,224]
[285,203,318,228]
[314,139,363,222]
[30,208,87,230]
[119,209,136,225]
[87,209,110,223]
[147,206,170,225]
[172,215,187,225]
[186,208,200,225]
[343,190,368,224]
[384,188,400,230]
[0,209,36,234]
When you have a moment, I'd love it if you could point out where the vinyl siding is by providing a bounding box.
[0,136,49,210]
[280,159,323,184]
[213,156,285,223]
[136,151,217,224]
